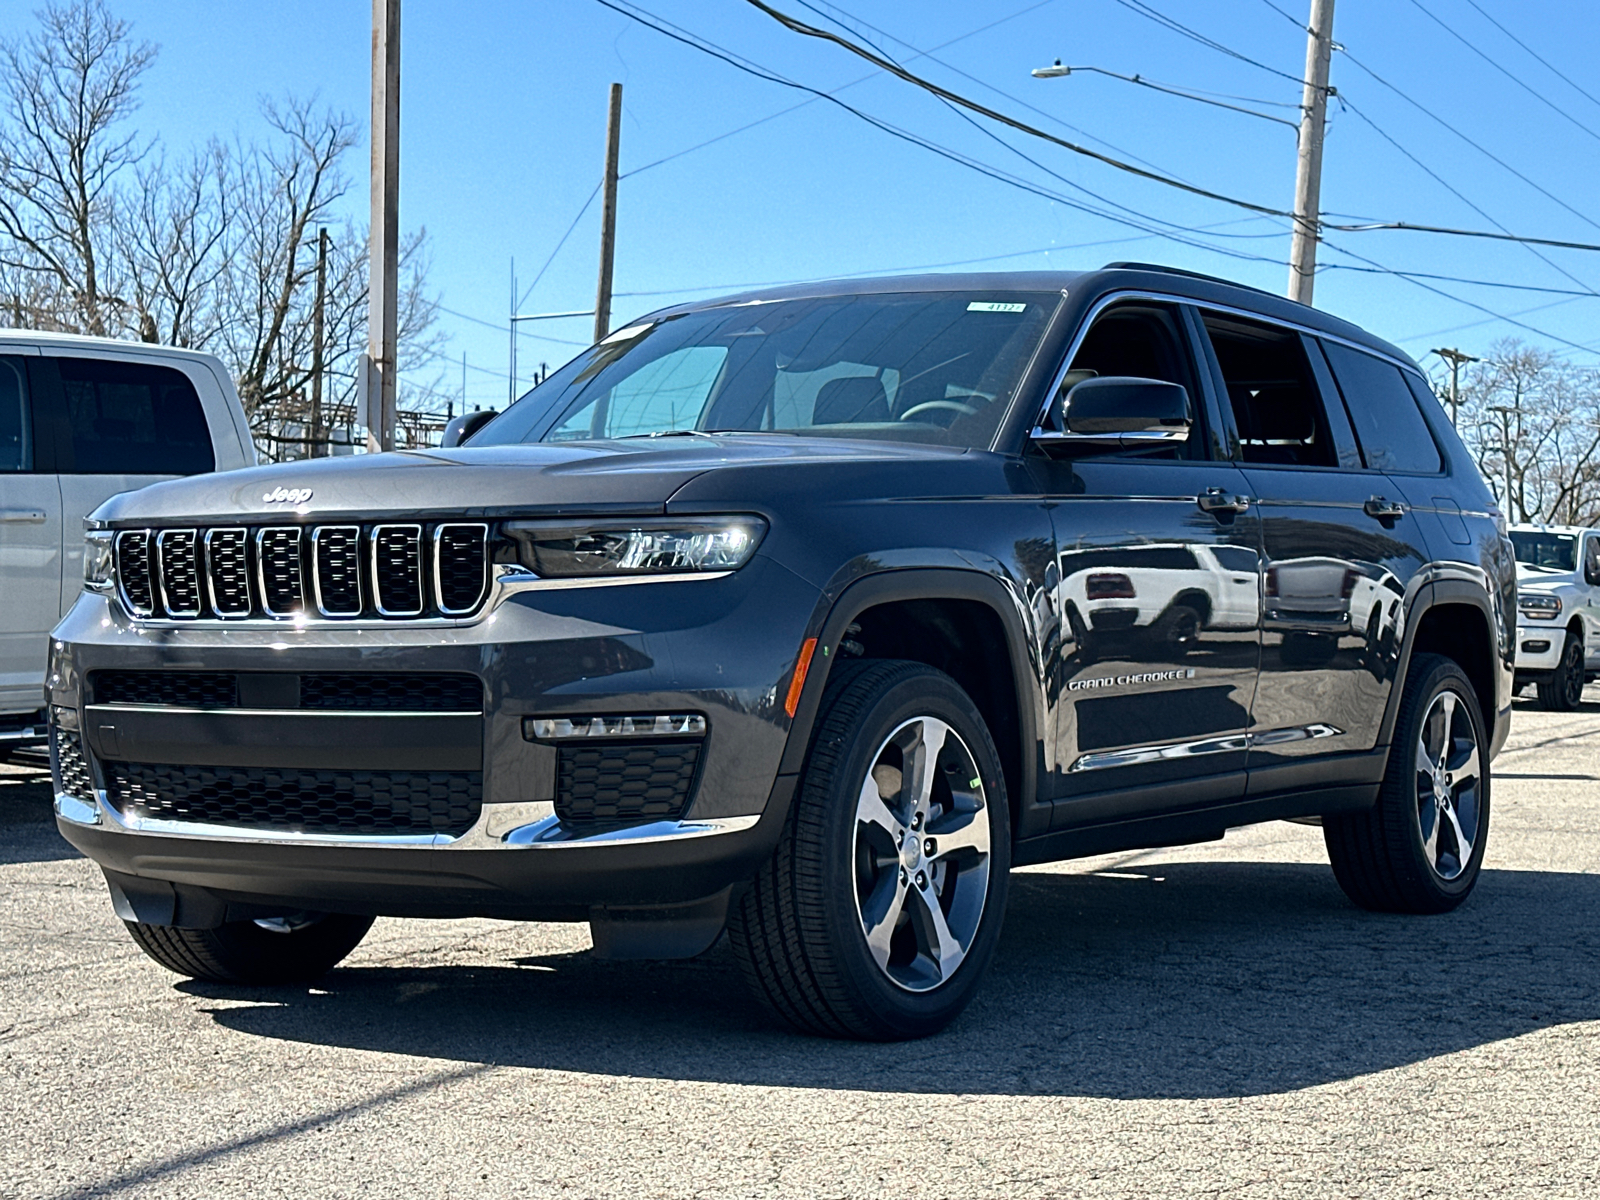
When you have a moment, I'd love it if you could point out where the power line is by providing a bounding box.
[1257,0,1307,32]
[438,303,588,345]
[1041,66,1300,129]
[1460,0,1600,115]
[517,182,601,311]
[1106,0,1315,91]
[1406,0,1600,149]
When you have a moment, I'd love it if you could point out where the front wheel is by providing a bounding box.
[1324,653,1489,914]
[124,912,375,984]
[1536,630,1585,711]
[729,660,1010,1040]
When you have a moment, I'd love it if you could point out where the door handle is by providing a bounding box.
[0,509,47,523]
[1197,487,1251,515]
[1363,496,1407,521]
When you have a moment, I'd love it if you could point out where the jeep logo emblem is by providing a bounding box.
[262,486,313,505]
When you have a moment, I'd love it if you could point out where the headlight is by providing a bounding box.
[504,517,766,577]
[1519,592,1561,619]
[83,529,114,593]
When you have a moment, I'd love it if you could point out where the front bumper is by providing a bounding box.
[48,555,818,919]
[1513,621,1563,672]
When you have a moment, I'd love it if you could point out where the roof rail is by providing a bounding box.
[1100,261,1281,300]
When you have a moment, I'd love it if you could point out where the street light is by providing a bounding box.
[1031,59,1071,78]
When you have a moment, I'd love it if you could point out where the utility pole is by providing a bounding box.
[310,227,328,457]
[1287,0,1336,305]
[365,0,400,453]
[594,83,623,343]
[508,258,517,405]
[1489,403,1519,519]
[1432,347,1479,426]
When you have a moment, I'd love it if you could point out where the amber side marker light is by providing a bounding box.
[785,637,819,718]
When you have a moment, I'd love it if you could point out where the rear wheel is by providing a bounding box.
[1536,630,1585,711]
[1324,654,1489,913]
[124,912,374,984]
[729,660,1010,1040]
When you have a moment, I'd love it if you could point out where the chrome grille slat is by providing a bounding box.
[434,523,489,615]
[311,525,363,616]
[372,524,424,616]
[114,530,154,616]
[205,528,251,617]
[155,529,201,617]
[255,527,306,617]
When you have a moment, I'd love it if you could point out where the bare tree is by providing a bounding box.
[119,141,233,347]
[0,0,153,336]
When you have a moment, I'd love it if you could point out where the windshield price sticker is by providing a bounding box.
[967,301,1027,313]
[1067,667,1197,693]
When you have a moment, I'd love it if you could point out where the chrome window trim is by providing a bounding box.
[203,527,252,619]
[310,524,363,617]
[254,527,305,619]
[113,529,155,617]
[371,523,425,617]
[432,522,489,616]
[1031,288,1425,436]
[154,528,201,618]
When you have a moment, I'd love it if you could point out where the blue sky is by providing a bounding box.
[77,0,1600,409]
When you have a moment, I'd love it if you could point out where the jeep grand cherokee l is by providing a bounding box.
[48,264,1515,1040]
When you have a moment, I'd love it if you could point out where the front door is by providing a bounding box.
[1033,301,1262,829]
[0,352,61,714]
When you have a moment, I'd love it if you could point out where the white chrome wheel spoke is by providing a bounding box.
[1441,797,1475,868]
[1420,801,1441,868]
[926,809,989,863]
[909,880,966,979]
[856,775,905,844]
[906,718,950,822]
[1449,740,1481,790]
[1416,735,1436,778]
[860,873,908,970]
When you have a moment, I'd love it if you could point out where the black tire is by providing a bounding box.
[1323,653,1490,914]
[1536,630,1585,711]
[729,660,1011,1040]
[124,912,374,984]
[1153,603,1202,659]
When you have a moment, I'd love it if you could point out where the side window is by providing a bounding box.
[1586,537,1600,586]
[1200,312,1336,467]
[1062,302,1203,458]
[0,357,32,472]
[1320,341,1443,474]
[53,356,214,475]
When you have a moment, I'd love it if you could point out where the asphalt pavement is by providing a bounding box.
[4,693,1600,1199]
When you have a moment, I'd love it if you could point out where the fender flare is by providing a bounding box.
[776,568,1044,830]
[1378,578,1505,750]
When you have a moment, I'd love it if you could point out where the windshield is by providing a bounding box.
[470,291,1060,450]
[1510,530,1578,571]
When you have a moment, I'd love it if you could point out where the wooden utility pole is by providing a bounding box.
[366,0,401,452]
[594,83,623,343]
[1287,0,1336,305]
[1432,346,1480,426]
[310,227,328,456]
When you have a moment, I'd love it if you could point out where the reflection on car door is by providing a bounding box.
[1032,301,1262,829]
[1195,311,1434,794]
[0,352,61,715]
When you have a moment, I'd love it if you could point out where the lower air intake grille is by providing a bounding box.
[91,670,239,708]
[50,721,94,801]
[105,763,483,837]
[299,672,483,712]
[556,740,702,823]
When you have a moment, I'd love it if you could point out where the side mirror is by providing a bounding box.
[1036,375,1192,452]
[440,409,497,448]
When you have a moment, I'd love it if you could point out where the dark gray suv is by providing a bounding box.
[49,264,1515,1040]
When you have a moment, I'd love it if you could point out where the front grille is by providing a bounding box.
[50,722,94,801]
[112,521,490,622]
[106,762,483,837]
[86,670,482,713]
[299,673,483,711]
[556,740,702,823]
[92,670,238,708]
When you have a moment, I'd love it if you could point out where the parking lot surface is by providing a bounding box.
[4,694,1600,1199]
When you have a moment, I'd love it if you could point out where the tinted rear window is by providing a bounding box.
[0,357,30,472]
[1320,342,1442,474]
[54,356,214,475]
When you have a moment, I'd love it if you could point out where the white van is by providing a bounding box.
[0,332,255,756]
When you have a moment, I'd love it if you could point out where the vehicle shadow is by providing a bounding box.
[0,764,77,865]
[190,861,1600,1099]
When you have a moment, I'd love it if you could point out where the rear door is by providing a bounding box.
[1035,300,1262,828]
[34,353,219,616]
[0,349,61,714]
[1195,311,1434,795]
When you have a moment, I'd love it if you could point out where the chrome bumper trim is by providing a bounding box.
[54,790,760,849]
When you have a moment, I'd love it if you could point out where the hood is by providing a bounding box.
[1514,561,1574,584]
[91,435,970,526]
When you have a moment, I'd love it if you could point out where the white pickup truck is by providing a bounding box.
[1509,523,1600,710]
[0,331,255,757]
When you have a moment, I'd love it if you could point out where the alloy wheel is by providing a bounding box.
[1414,690,1482,881]
[852,716,992,993]
[1562,639,1585,708]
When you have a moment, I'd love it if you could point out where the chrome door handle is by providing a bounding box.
[1197,487,1251,515]
[0,509,46,523]
[1363,496,1407,521]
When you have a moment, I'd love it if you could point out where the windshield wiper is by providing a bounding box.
[613,428,795,439]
